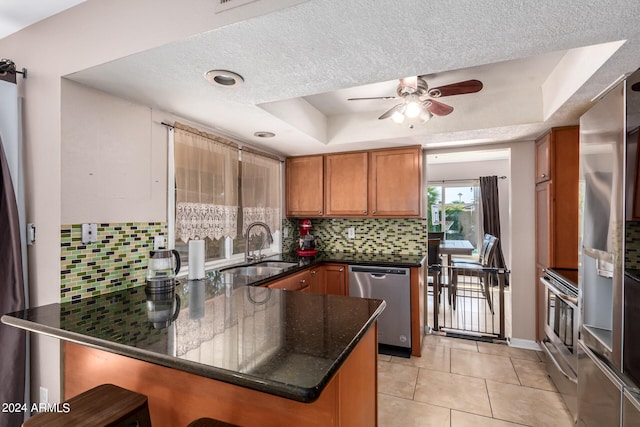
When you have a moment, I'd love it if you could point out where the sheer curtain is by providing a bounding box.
[241,150,281,237]
[174,122,239,242]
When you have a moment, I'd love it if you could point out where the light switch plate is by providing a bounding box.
[347,228,355,239]
[81,223,98,244]
[154,235,166,250]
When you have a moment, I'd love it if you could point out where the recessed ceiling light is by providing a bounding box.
[254,131,276,138]
[205,70,244,87]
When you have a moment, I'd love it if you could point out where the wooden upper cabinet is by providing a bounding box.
[536,181,552,267]
[535,133,551,183]
[325,152,369,216]
[369,146,422,217]
[285,145,422,218]
[286,156,324,217]
[534,126,579,269]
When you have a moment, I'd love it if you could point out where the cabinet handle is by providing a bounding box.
[363,210,367,214]
[318,211,322,215]
[339,268,344,272]
[540,173,546,178]
[372,211,376,215]
[310,270,316,275]
[299,279,306,284]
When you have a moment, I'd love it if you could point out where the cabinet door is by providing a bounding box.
[535,182,552,267]
[308,267,325,294]
[268,270,310,291]
[324,264,347,296]
[552,126,579,268]
[535,133,550,183]
[285,156,324,217]
[369,147,421,217]
[325,152,368,216]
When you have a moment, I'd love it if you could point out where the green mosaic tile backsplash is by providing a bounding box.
[60,222,166,302]
[283,217,427,255]
[626,221,640,269]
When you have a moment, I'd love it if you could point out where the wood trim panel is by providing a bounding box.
[410,266,424,357]
[64,327,378,427]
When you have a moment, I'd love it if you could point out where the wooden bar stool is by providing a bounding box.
[23,384,151,427]
[187,418,239,427]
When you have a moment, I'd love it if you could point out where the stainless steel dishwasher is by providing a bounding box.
[348,265,411,357]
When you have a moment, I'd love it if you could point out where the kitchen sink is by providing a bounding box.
[253,261,298,270]
[221,265,284,277]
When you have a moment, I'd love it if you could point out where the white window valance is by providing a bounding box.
[176,202,238,242]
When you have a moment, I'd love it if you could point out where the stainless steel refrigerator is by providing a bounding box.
[578,69,640,426]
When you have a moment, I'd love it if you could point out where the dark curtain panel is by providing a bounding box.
[0,135,26,427]
[479,176,509,285]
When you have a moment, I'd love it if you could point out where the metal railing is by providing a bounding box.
[426,265,509,340]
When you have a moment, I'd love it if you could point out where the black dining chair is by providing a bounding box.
[450,235,499,313]
[428,231,445,240]
[451,233,495,266]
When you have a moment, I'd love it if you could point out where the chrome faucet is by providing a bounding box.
[245,222,274,263]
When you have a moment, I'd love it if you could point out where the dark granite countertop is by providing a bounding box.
[2,281,385,403]
[211,251,426,288]
[625,269,640,282]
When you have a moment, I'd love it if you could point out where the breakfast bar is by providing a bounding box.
[2,281,385,426]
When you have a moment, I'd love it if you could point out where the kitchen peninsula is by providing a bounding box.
[2,279,385,426]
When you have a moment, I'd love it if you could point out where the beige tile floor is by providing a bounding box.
[377,334,574,427]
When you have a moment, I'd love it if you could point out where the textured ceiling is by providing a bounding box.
[64,0,640,156]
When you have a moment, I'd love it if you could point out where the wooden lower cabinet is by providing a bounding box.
[268,270,310,291]
[536,265,546,342]
[323,264,347,296]
[308,267,325,293]
[64,327,378,427]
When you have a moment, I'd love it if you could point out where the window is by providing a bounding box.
[427,182,480,253]
[171,122,281,270]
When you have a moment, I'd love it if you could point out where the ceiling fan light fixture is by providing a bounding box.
[404,96,421,118]
[391,110,405,124]
[419,110,432,123]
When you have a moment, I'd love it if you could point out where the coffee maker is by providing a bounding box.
[296,219,318,256]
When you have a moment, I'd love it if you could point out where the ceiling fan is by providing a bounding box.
[348,76,483,124]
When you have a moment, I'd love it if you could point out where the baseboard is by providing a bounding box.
[508,338,541,351]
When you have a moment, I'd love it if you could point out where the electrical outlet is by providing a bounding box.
[347,228,355,239]
[81,223,98,244]
[154,235,166,250]
[39,386,48,404]
[283,227,289,238]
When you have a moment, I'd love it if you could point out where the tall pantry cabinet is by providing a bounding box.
[535,126,579,341]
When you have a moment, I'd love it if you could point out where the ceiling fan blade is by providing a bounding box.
[378,103,405,120]
[423,99,454,116]
[347,96,400,101]
[427,79,483,98]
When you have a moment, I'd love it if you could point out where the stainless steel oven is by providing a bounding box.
[540,268,579,421]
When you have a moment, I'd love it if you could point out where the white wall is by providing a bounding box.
[61,79,166,223]
[426,142,537,342]
[0,0,307,404]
